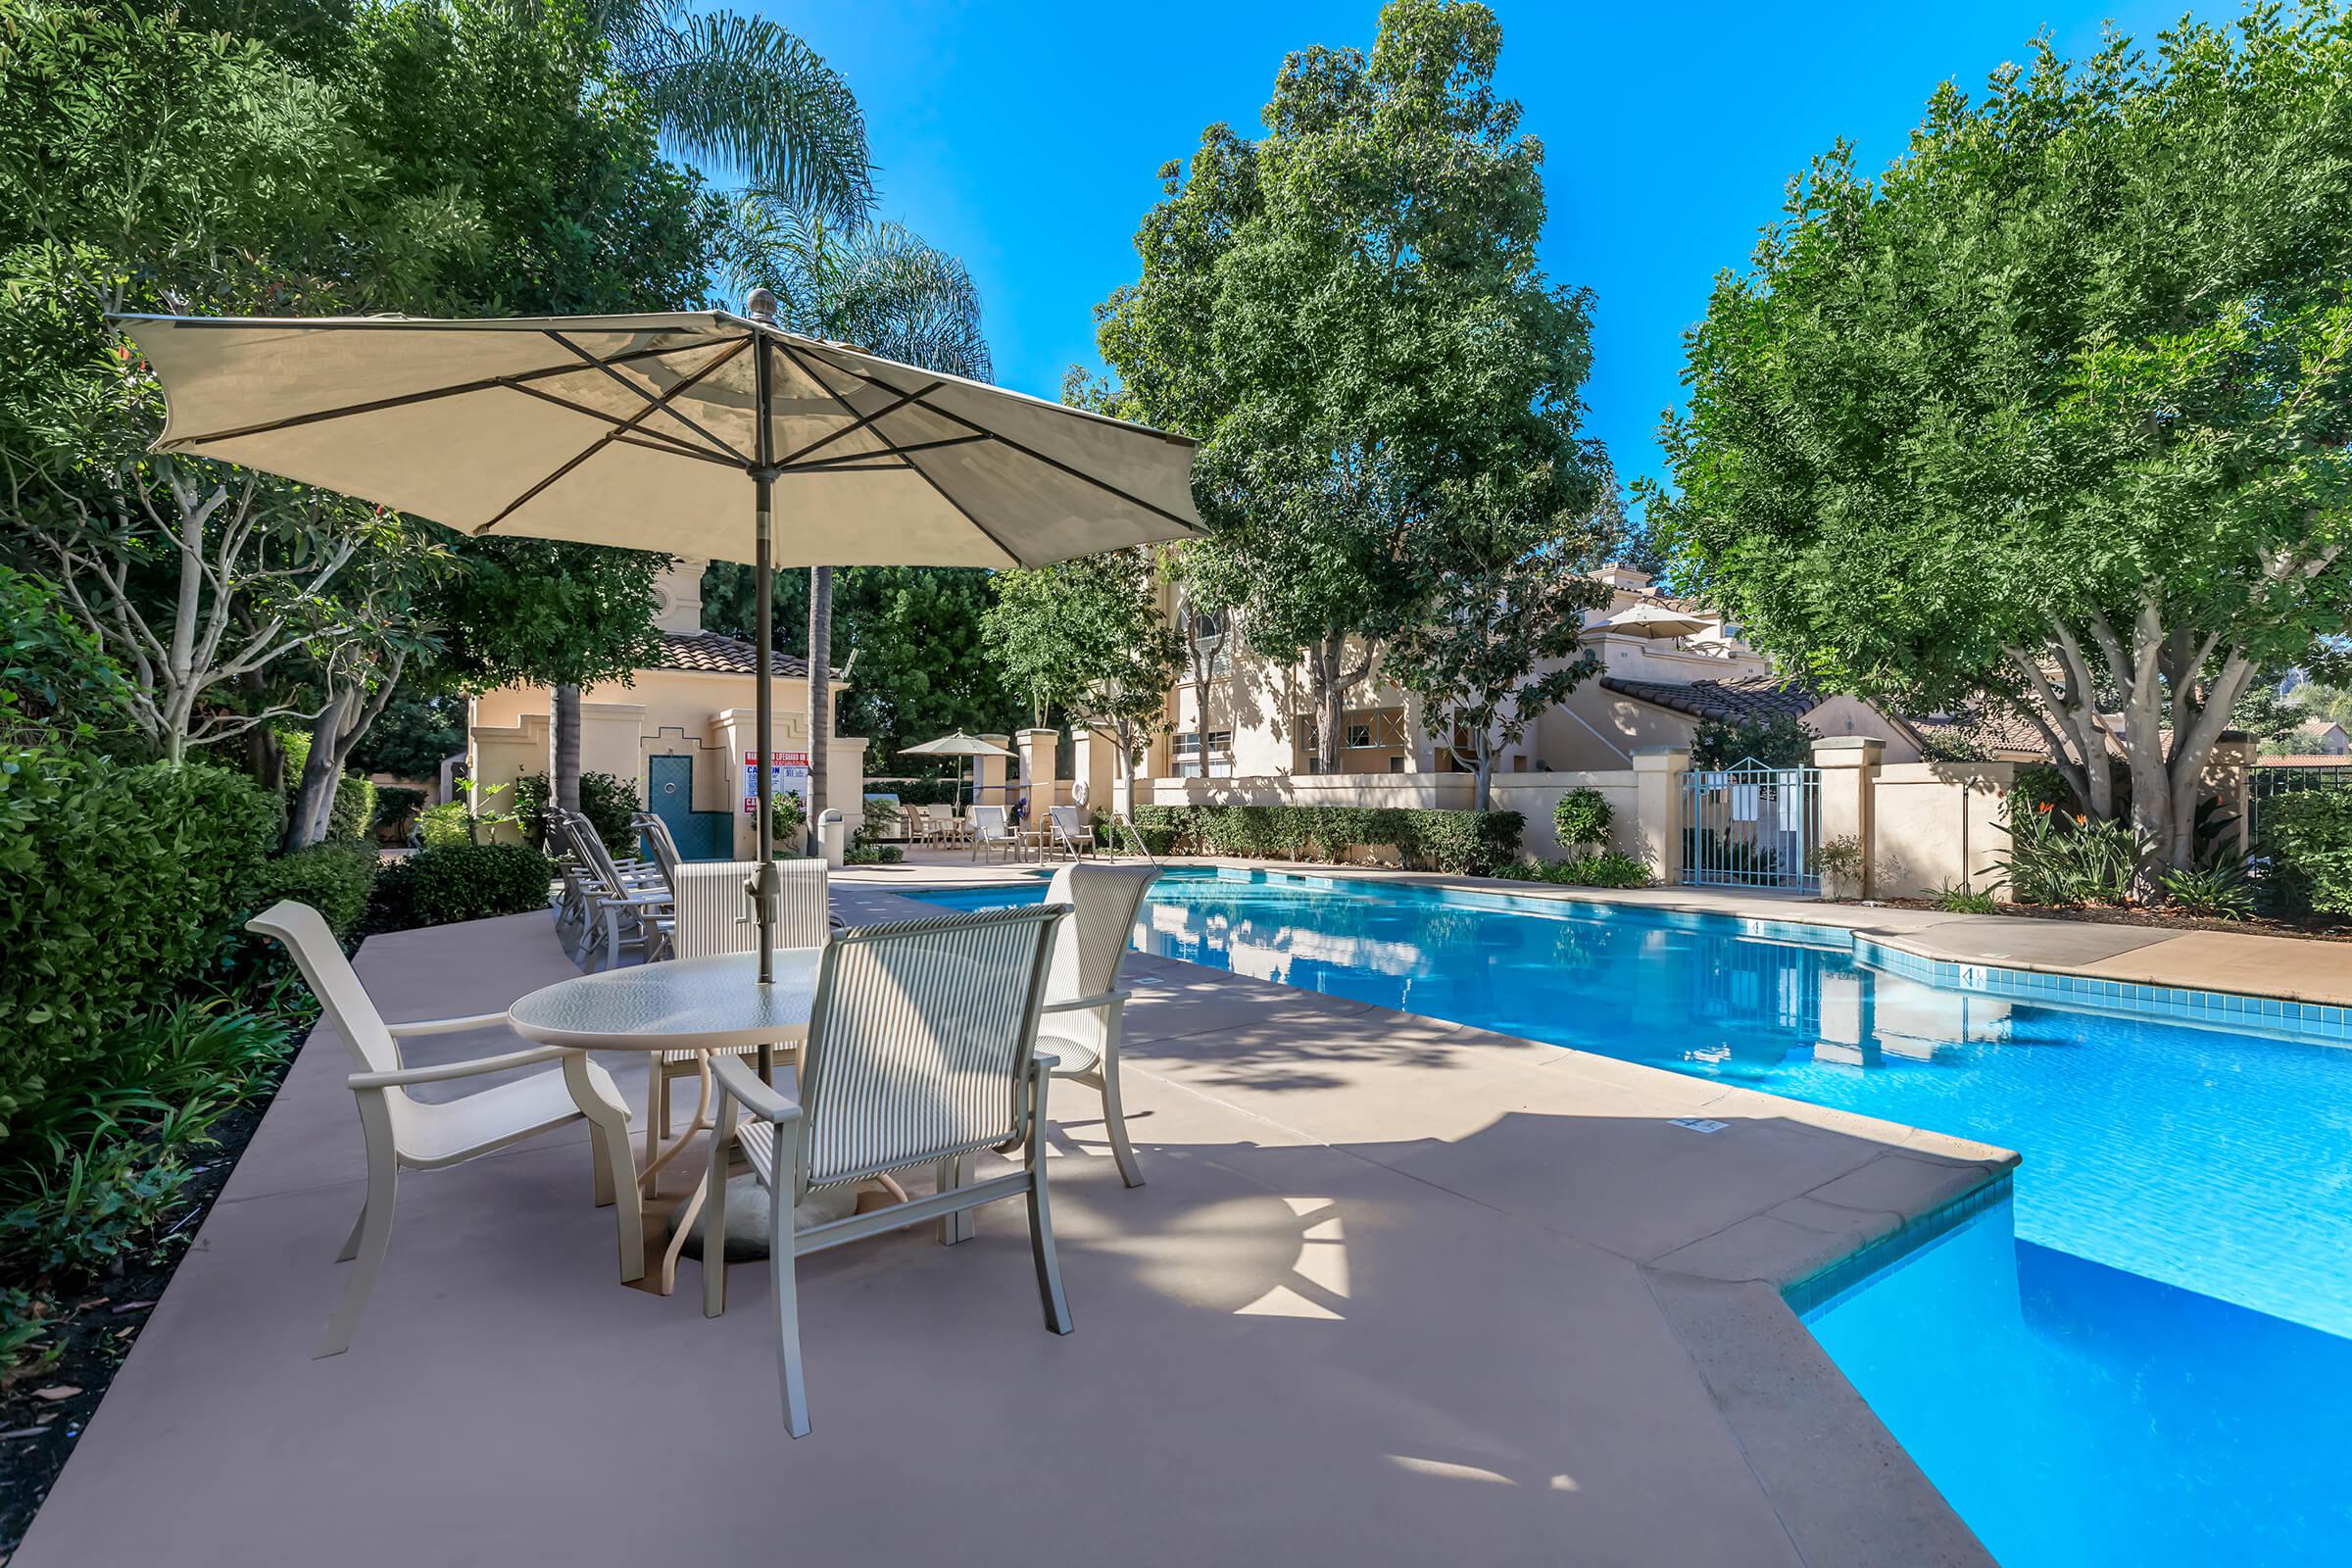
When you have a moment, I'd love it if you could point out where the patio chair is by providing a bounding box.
[562,812,673,970]
[645,858,830,1168]
[1034,862,1157,1188]
[635,810,684,885]
[970,803,1021,864]
[246,901,637,1357]
[1048,805,1096,860]
[700,902,1074,1438]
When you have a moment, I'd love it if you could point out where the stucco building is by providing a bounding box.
[466,561,867,856]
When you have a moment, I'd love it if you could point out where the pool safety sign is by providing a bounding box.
[743,751,810,814]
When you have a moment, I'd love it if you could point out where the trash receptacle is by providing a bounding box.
[817,808,846,868]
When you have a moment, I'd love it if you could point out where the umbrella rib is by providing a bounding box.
[543,331,751,466]
[784,433,992,474]
[153,338,729,450]
[771,379,947,470]
[495,375,742,465]
[794,344,1200,534]
[471,339,751,534]
[771,340,1029,566]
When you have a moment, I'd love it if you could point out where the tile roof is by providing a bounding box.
[654,629,817,679]
[1902,706,2053,760]
[1597,674,1822,724]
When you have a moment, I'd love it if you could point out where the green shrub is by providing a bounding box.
[417,800,475,849]
[368,842,556,932]
[371,783,426,842]
[2156,861,2253,920]
[0,751,279,1136]
[1127,802,1522,875]
[2261,790,2352,915]
[1997,802,2146,906]
[1553,788,1612,852]
[251,842,379,942]
[325,773,376,844]
[1493,851,1652,888]
[512,769,640,852]
[1931,883,2001,914]
[1692,712,1815,769]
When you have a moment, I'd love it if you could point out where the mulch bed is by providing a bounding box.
[0,1094,275,1559]
[1858,898,2352,944]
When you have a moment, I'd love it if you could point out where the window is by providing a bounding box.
[1387,756,1406,774]
[1184,603,1233,677]
[1345,722,1372,750]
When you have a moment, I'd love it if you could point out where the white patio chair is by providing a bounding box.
[644,858,829,1169]
[969,803,1021,863]
[1034,862,1157,1188]
[1048,805,1096,860]
[701,902,1074,1438]
[635,810,684,886]
[246,901,637,1357]
[562,812,673,970]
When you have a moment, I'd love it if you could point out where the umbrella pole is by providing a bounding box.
[749,305,781,988]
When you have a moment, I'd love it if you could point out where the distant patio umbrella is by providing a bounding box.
[898,730,1019,810]
[116,300,1200,979]
[1600,602,1710,639]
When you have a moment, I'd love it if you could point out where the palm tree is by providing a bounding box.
[718,198,992,836]
[542,3,874,815]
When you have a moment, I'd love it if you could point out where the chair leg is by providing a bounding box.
[935,1154,973,1246]
[318,1160,396,1358]
[770,1127,811,1438]
[644,1067,666,1174]
[335,1199,367,1263]
[1093,1062,1146,1189]
[565,1054,643,1283]
[1025,1069,1074,1336]
[702,1102,733,1319]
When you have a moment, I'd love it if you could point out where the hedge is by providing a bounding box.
[512,770,639,854]
[368,842,556,933]
[0,751,280,1135]
[2264,791,2352,915]
[251,842,379,942]
[1130,803,1525,876]
[371,783,426,843]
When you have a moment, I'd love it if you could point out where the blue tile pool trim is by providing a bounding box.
[1783,1172,2016,1321]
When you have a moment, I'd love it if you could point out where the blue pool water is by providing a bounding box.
[925,866,2352,1565]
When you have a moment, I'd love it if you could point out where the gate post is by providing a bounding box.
[1633,746,1690,885]
[1813,736,1885,899]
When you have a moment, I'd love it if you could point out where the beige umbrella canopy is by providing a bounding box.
[1599,602,1710,639]
[115,302,1202,974]
[898,731,1021,810]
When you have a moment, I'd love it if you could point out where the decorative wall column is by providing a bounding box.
[1016,727,1059,820]
[972,733,1013,812]
[1812,736,1886,899]
[1631,745,1690,885]
[2206,730,2257,858]
[1069,724,1119,818]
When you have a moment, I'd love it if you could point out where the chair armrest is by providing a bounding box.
[1040,990,1128,1015]
[386,1011,512,1038]
[598,888,673,907]
[349,1045,572,1089]
[709,1054,804,1125]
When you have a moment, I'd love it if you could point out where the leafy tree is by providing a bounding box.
[1648,10,2352,889]
[347,680,468,780]
[982,549,1183,799]
[1096,0,1594,774]
[716,200,991,827]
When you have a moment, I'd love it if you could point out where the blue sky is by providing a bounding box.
[764,0,2190,507]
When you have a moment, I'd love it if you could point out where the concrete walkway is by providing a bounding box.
[849,848,2352,1005]
[15,889,2010,1568]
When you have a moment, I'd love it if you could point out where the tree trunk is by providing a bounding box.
[553,683,582,820]
[284,690,351,854]
[1313,636,1346,775]
[1473,730,1495,811]
[807,565,833,851]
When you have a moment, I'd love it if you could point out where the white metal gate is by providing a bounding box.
[1683,759,1821,893]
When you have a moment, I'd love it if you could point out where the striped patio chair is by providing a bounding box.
[701,902,1073,1438]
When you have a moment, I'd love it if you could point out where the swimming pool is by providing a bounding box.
[923,865,2352,1564]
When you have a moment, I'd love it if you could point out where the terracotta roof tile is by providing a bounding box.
[654,630,817,679]
[1597,674,1821,723]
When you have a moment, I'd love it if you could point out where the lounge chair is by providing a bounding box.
[246,900,637,1356]
[561,812,673,970]
[700,903,1074,1438]
[1048,805,1096,860]
[1035,862,1158,1187]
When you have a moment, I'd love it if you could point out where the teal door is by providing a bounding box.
[648,754,728,859]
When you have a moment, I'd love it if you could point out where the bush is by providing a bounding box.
[1931,883,2001,914]
[1493,851,1652,888]
[1553,788,1612,853]
[368,842,556,932]
[1692,712,1815,769]
[251,842,378,943]
[1997,802,2145,906]
[1126,802,1523,875]
[326,772,375,844]
[0,751,280,1136]
[2261,791,2352,915]
[372,784,426,842]
[416,801,475,849]
[2156,862,2253,920]
[512,769,640,852]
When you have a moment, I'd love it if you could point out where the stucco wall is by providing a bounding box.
[1868,761,2014,899]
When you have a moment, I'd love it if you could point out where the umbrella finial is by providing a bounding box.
[745,288,777,324]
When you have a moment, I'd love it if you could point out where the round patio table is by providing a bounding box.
[510,949,821,1295]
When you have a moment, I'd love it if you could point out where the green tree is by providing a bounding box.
[1096,0,1592,774]
[982,549,1182,800]
[1648,10,2352,888]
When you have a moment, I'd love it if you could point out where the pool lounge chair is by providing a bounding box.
[970,804,1021,863]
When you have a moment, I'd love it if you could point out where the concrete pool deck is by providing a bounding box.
[15,886,2011,1568]
[849,848,2352,1007]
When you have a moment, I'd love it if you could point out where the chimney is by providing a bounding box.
[651,558,706,634]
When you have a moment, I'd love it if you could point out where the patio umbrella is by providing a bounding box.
[115,298,1201,979]
[898,730,1019,810]
[1599,602,1710,639]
